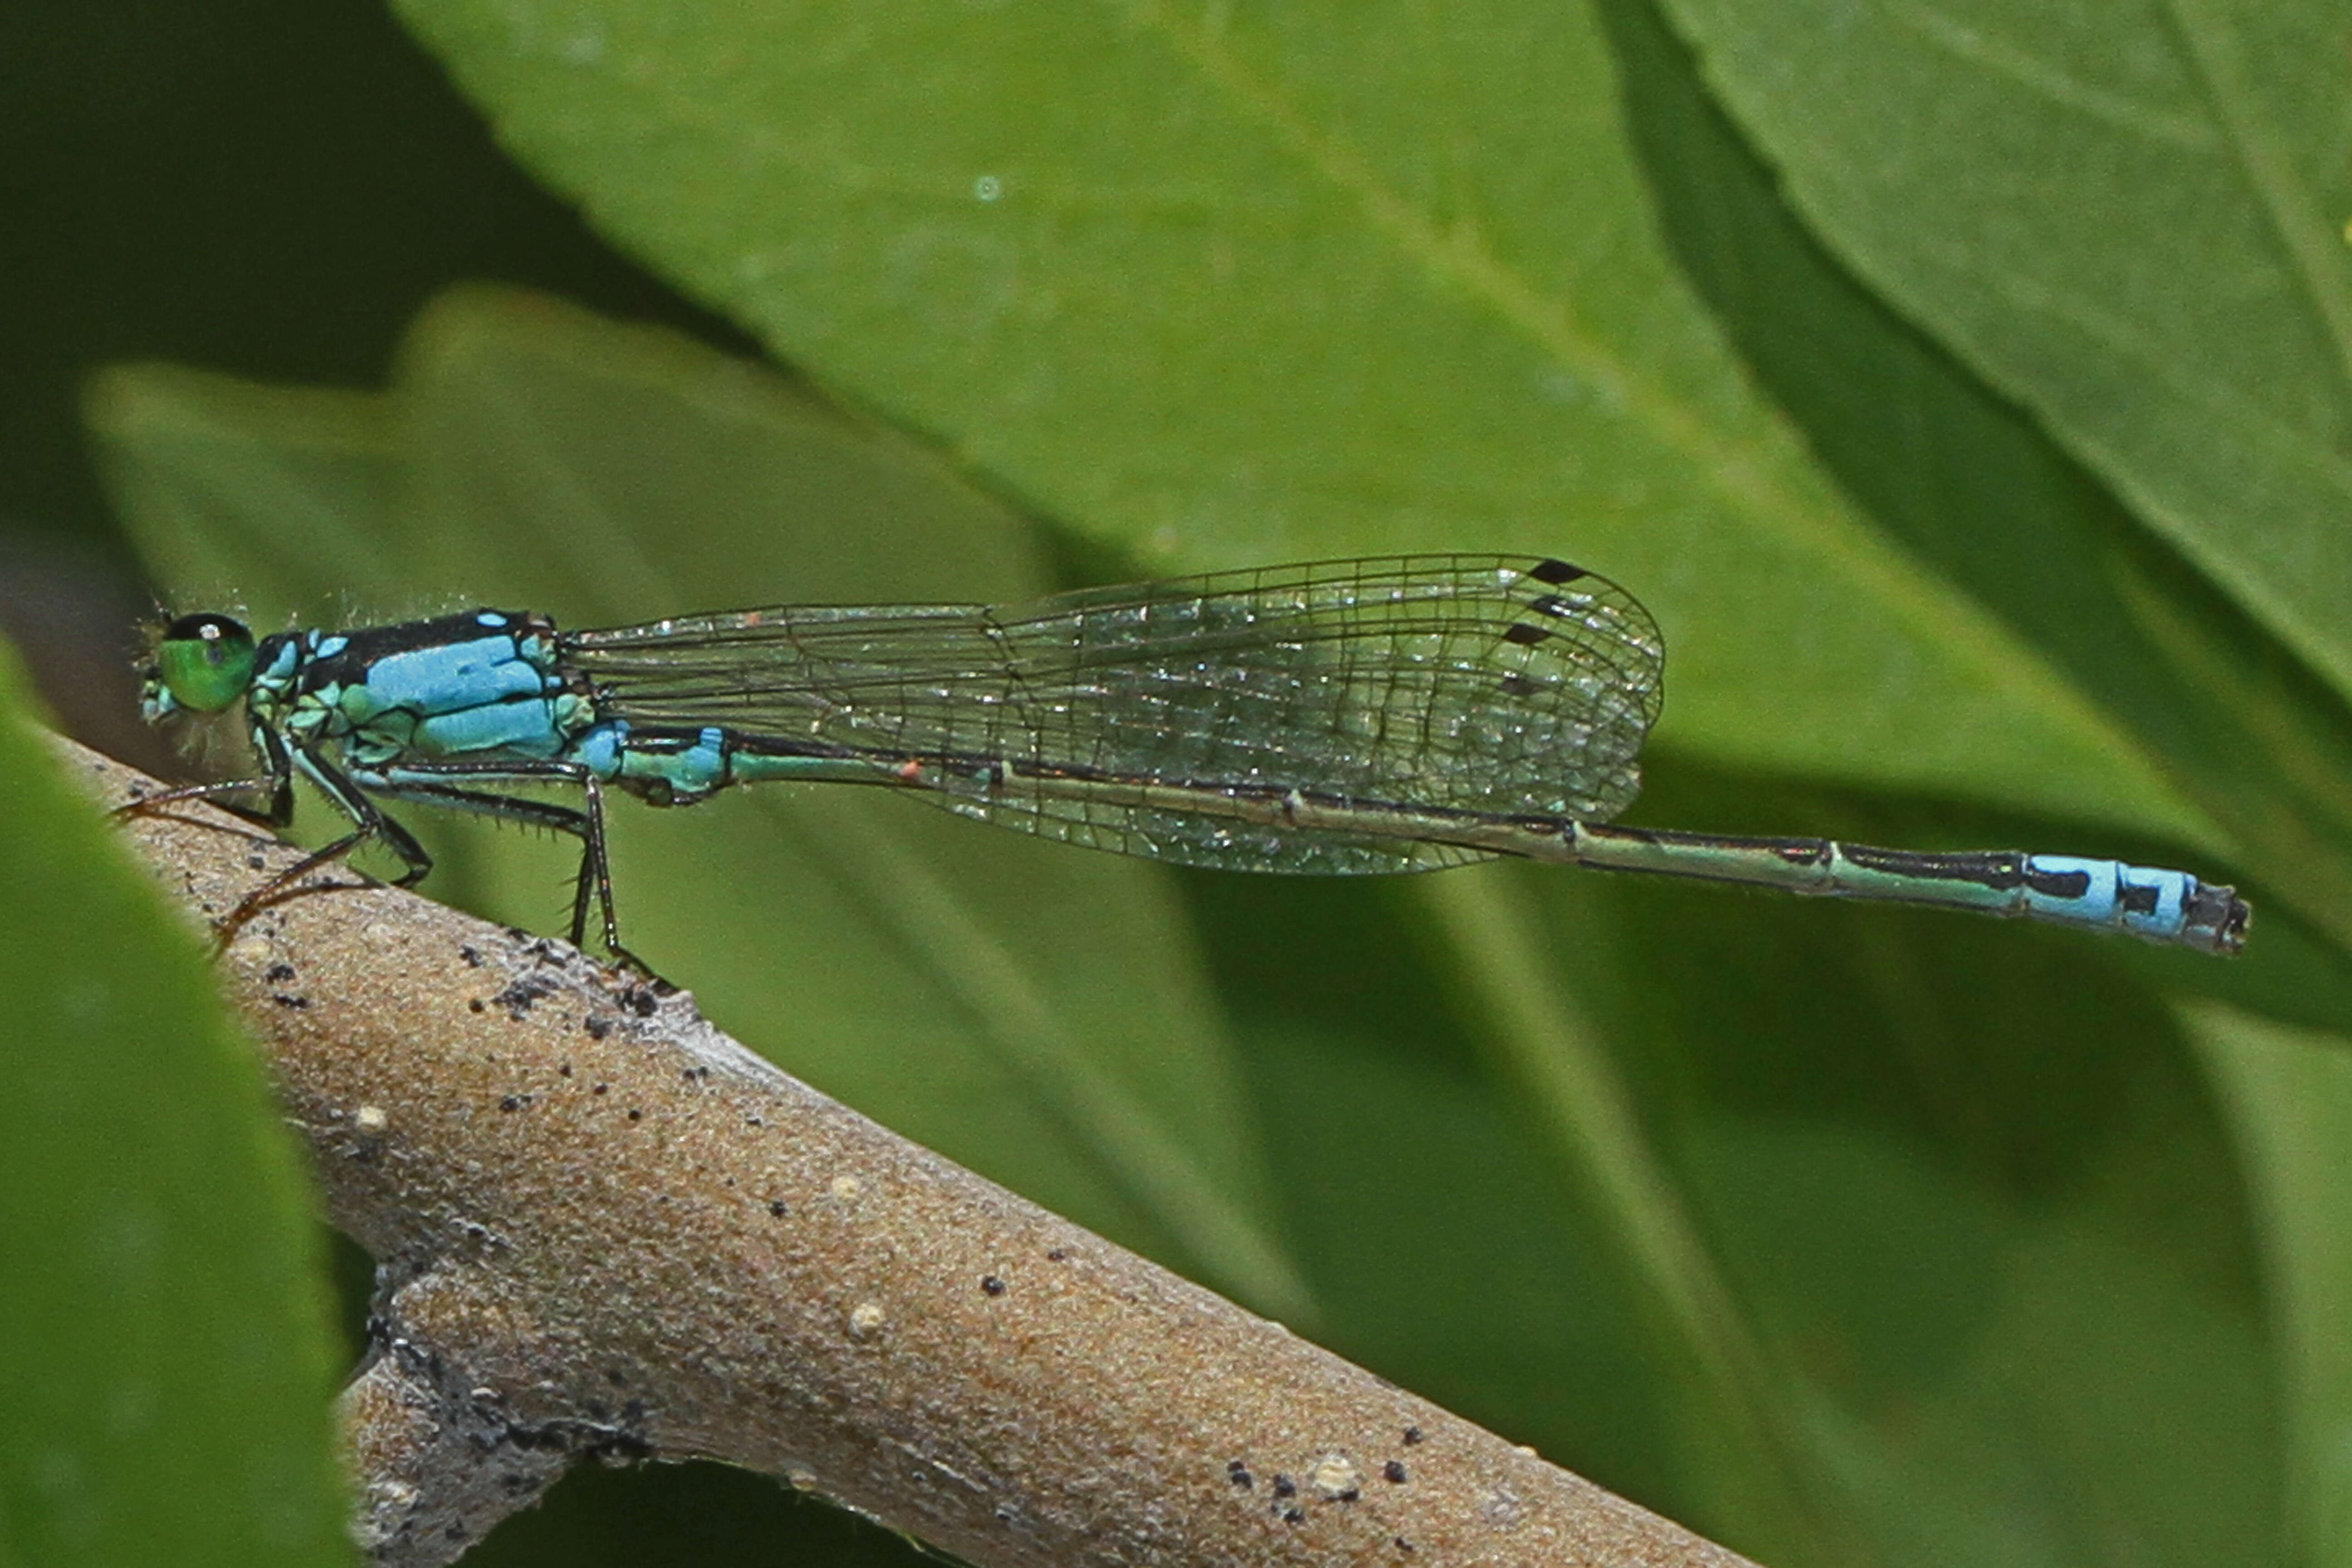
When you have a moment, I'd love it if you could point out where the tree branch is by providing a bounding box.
[65,737,1759,1568]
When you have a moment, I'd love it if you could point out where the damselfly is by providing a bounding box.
[128,555,2249,960]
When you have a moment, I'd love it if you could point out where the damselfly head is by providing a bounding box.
[141,612,257,723]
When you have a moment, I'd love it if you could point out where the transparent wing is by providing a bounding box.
[564,555,1665,873]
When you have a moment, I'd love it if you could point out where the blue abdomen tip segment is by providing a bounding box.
[2023,854,2248,955]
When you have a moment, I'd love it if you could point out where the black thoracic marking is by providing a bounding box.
[2118,879,2162,916]
[1502,622,1550,647]
[1844,843,2024,888]
[1527,558,1586,585]
[304,610,543,684]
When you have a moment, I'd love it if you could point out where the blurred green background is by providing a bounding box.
[6,2,2352,1567]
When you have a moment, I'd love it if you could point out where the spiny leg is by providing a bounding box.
[209,746,432,944]
[361,762,645,973]
[113,732,415,943]
[113,723,298,831]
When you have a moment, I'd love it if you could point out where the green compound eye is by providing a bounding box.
[152,613,257,715]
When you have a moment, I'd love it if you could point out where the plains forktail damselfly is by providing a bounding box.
[128,555,2249,959]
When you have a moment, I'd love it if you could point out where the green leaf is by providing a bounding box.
[1695,1118,2281,1568]
[385,0,2215,854]
[82,372,399,622]
[1472,764,2296,1564]
[2192,1004,2352,1568]
[0,647,350,1567]
[1646,0,2352,917]
[1655,0,2352,696]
